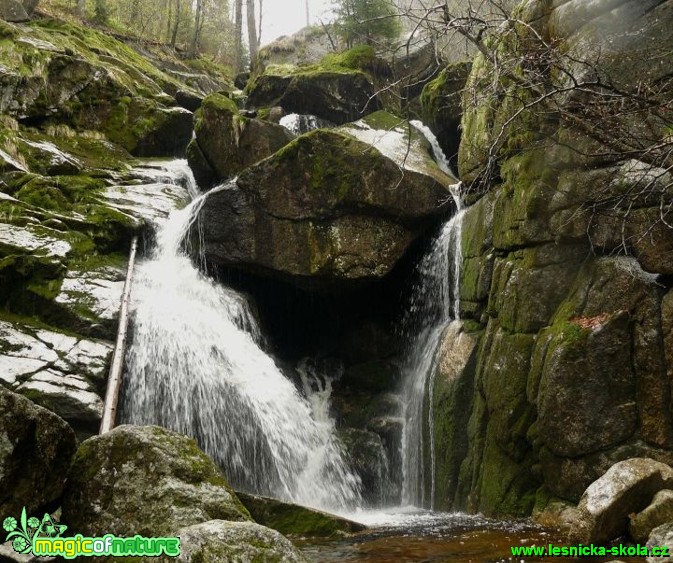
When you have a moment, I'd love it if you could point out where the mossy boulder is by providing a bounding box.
[246,50,383,125]
[0,19,199,156]
[188,93,295,186]
[164,520,308,563]
[62,425,251,542]
[198,126,454,288]
[0,385,76,516]
[236,492,365,538]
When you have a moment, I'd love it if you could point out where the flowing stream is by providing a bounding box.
[400,123,465,509]
[121,161,361,513]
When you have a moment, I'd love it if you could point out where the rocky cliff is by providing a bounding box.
[431,0,673,516]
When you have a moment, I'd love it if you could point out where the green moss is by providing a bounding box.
[16,178,71,212]
[237,492,360,538]
[359,110,404,131]
[201,92,239,114]
[321,45,375,71]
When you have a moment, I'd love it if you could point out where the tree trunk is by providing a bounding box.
[246,0,258,70]
[170,0,182,48]
[190,0,205,56]
[165,0,173,44]
[77,0,86,17]
[234,0,243,72]
[257,0,263,46]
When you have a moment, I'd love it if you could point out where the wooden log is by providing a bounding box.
[100,236,138,434]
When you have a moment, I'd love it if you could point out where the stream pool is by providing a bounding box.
[299,510,643,562]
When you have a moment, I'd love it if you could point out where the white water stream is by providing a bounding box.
[121,161,361,513]
[400,123,465,509]
[120,119,464,518]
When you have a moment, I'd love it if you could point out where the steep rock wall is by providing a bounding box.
[434,0,673,516]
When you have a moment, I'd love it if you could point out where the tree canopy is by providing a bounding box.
[332,0,401,48]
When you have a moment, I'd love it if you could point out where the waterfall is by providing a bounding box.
[279,113,335,135]
[400,124,465,508]
[121,161,361,513]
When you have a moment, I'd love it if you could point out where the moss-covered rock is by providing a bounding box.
[432,322,479,510]
[62,425,251,543]
[445,0,673,519]
[0,385,76,516]
[236,492,366,538]
[247,47,384,124]
[420,61,471,166]
[188,92,295,186]
[198,127,453,288]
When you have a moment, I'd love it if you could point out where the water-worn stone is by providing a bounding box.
[0,386,76,517]
[432,322,479,510]
[62,425,251,541]
[0,320,112,437]
[630,489,673,543]
[570,458,673,544]
[162,520,308,563]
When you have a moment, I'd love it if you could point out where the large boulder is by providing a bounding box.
[62,425,251,539]
[0,386,77,516]
[164,520,308,563]
[187,93,295,187]
[246,65,382,125]
[0,20,198,156]
[569,458,673,544]
[198,112,456,288]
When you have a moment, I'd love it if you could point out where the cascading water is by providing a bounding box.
[279,113,335,135]
[121,162,361,513]
[400,123,465,509]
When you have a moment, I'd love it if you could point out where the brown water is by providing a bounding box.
[299,511,643,563]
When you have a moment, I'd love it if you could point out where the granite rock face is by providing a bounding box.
[432,0,673,516]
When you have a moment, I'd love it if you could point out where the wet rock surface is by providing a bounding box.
[438,0,673,517]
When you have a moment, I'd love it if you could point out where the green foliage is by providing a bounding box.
[331,0,401,48]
